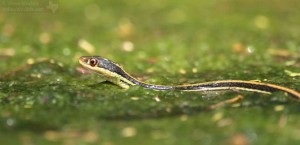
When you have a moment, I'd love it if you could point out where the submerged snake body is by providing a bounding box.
[79,56,300,100]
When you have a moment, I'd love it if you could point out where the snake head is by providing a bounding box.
[79,56,123,76]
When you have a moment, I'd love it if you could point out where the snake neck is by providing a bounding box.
[118,69,173,90]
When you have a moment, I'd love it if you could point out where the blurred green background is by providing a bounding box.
[1,0,300,145]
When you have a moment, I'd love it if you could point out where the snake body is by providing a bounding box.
[79,56,300,100]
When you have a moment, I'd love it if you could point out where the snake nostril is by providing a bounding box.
[79,57,89,64]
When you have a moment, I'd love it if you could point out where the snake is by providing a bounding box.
[79,56,300,100]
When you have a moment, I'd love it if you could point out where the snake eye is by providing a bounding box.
[89,58,98,67]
